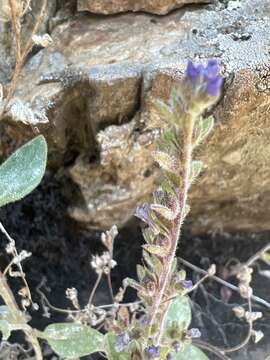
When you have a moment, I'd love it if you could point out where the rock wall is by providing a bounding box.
[1,0,270,233]
[77,0,211,15]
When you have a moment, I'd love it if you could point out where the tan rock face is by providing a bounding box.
[77,0,211,15]
[1,0,270,233]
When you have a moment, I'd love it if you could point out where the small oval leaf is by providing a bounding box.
[170,344,209,360]
[43,323,104,359]
[166,296,191,331]
[0,135,47,207]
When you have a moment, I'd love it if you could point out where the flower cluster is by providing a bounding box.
[186,59,223,97]
[90,252,117,275]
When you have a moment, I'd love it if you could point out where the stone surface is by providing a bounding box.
[0,0,57,85]
[77,0,211,15]
[1,0,270,232]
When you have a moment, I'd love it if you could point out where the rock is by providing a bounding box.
[0,0,57,85]
[77,0,211,15]
[1,0,270,233]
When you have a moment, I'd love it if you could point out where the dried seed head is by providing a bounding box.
[233,306,245,319]
[66,288,79,309]
[245,311,263,322]
[251,330,264,344]
[239,284,253,299]
[208,264,216,276]
[237,266,253,285]
[90,252,117,274]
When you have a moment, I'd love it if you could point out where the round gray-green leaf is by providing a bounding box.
[170,344,209,360]
[166,296,191,331]
[43,323,104,359]
[0,135,47,208]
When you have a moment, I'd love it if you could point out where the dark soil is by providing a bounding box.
[0,172,270,360]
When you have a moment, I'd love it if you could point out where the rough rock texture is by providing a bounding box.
[1,0,270,232]
[0,0,57,84]
[77,0,211,15]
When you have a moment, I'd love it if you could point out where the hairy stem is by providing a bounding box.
[149,113,194,342]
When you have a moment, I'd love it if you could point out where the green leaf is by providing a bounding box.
[143,244,168,257]
[137,264,146,282]
[43,323,104,359]
[170,344,209,360]
[195,116,214,146]
[154,151,179,174]
[153,99,177,126]
[0,319,11,340]
[151,203,176,221]
[0,305,16,340]
[0,135,47,207]
[166,296,191,331]
[190,160,203,181]
[105,333,130,360]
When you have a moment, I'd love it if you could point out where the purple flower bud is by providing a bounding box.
[172,341,182,352]
[139,314,149,326]
[186,60,204,82]
[135,203,152,225]
[115,332,130,352]
[186,59,223,97]
[188,328,201,338]
[146,345,160,358]
[183,280,193,290]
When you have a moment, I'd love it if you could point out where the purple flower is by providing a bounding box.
[135,203,156,229]
[115,332,130,352]
[188,328,201,338]
[146,345,160,358]
[172,341,182,352]
[135,203,153,226]
[186,59,223,97]
[183,280,193,290]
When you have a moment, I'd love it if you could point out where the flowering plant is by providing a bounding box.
[1,60,267,360]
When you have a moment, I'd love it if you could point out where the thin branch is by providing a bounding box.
[245,242,270,267]
[0,222,32,306]
[88,272,103,307]
[179,257,270,310]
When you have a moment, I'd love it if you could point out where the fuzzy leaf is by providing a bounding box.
[143,244,168,257]
[158,130,181,153]
[190,160,203,181]
[105,333,130,360]
[0,135,47,208]
[153,99,177,126]
[170,344,209,360]
[142,250,155,269]
[142,228,156,244]
[151,204,177,221]
[123,277,141,291]
[166,296,191,331]
[154,151,179,174]
[195,116,214,145]
[0,320,11,341]
[137,265,146,282]
[43,323,104,359]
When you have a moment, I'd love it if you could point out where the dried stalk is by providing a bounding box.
[0,270,43,360]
